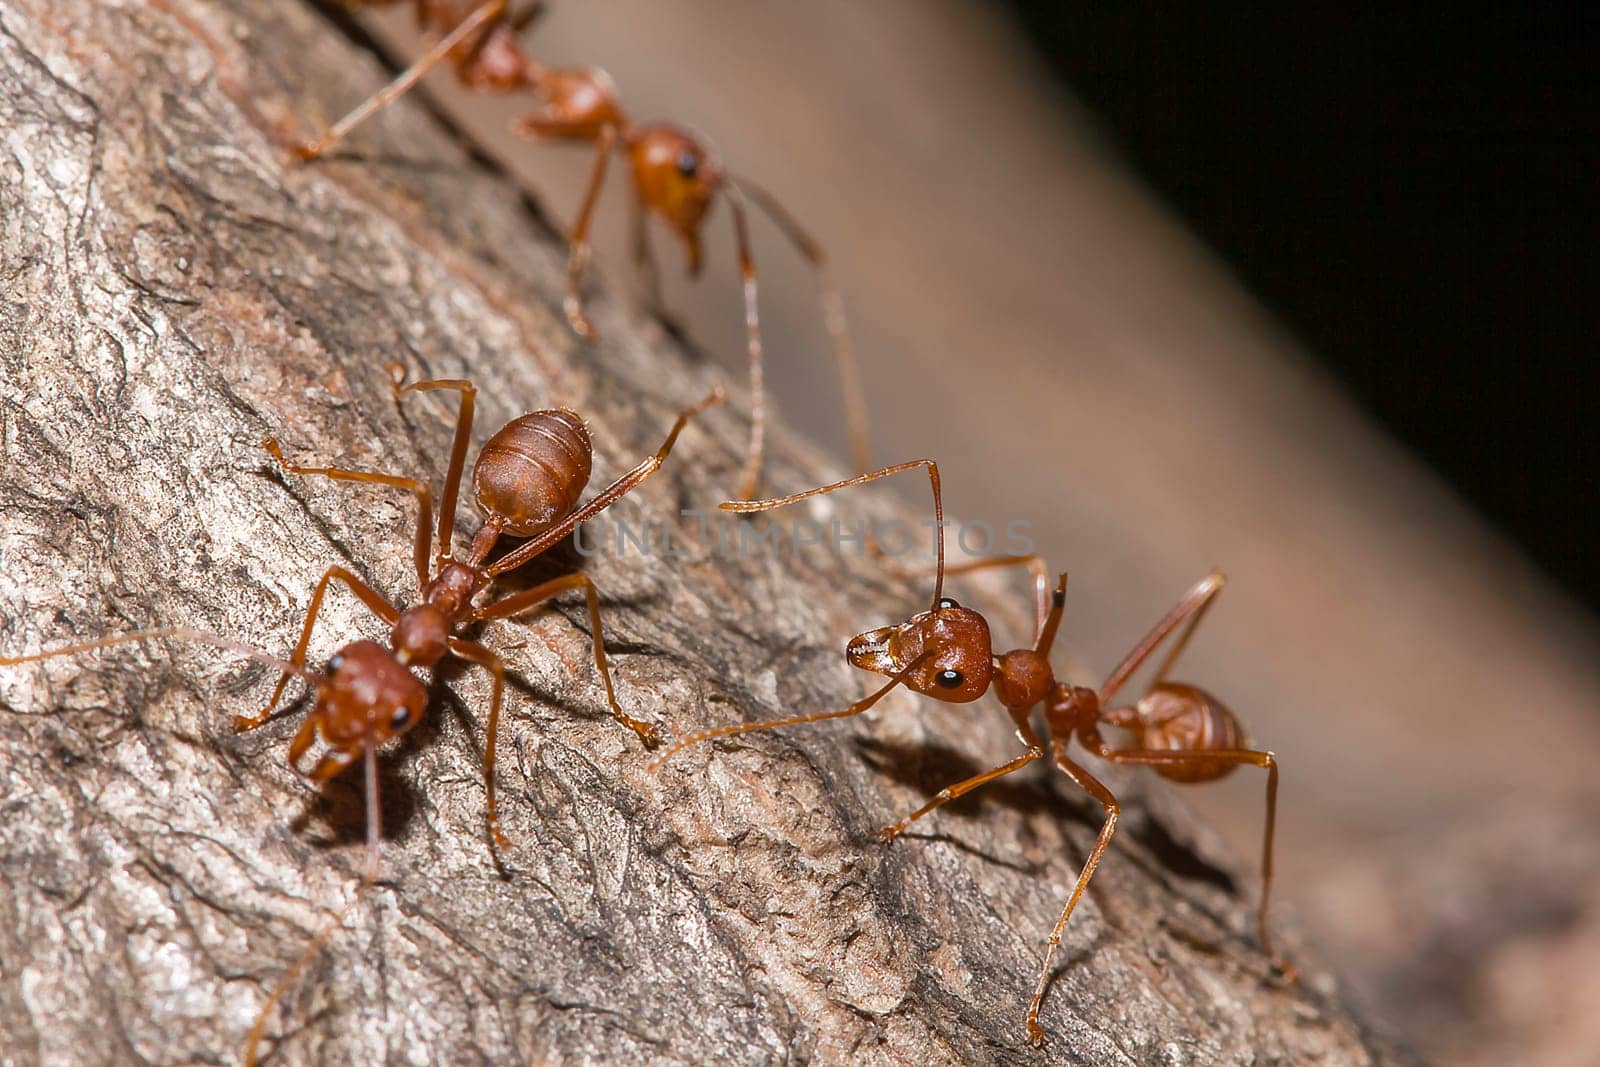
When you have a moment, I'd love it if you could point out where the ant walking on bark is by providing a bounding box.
[650,462,1294,1045]
[1,367,721,1064]
[296,0,869,501]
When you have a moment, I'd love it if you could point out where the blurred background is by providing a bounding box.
[338,3,1600,1063]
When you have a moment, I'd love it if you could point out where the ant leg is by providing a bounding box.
[558,125,619,338]
[649,650,935,771]
[236,566,400,733]
[720,459,947,607]
[263,438,435,592]
[1082,741,1292,979]
[388,365,476,571]
[878,707,1044,841]
[483,386,725,577]
[508,1,548,33]
[731,175,871,475]
[724,189,768,501]
[1027,749,1120,1047]
[296,0,509,160]
[474,572,659,747]
[446,637,510,849]
[244,745,384,1067]
[1097,571,1226,705]
[629,194,673,327]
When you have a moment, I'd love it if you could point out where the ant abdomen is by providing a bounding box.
[472,409,593,535]
[1131,682,1250,782]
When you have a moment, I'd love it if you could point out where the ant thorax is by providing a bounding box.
[424,562,483,622]
[1045,683,1101,734]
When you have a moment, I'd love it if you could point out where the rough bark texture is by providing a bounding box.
[0,2,1409,1064]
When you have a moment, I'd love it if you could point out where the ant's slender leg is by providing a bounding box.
[724,189,767,501]
[263,438,435,592]
[509,1,548,33]
[484,387,724,577]
[649,651,934,771]
[244,745,384,1067]
[1081,740,1291,978]
[236,566,399,733]
[720,459,947,606]
[629,194,670,325]
[1097,571,1226,705]
[475,572,659,747]
[878,707,1044,841]
[388,365,476,570]
[296,0,509,160]
[446,637,510,849]
[731,175,871,476]
[1027,749,1120,1047]
[555,124,619,338]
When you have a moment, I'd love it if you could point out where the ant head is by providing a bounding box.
[846,597,993,703]
[628,125,721,273]
[311,641,429,772]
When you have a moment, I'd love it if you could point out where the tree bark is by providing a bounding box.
[0,2,1411,1064]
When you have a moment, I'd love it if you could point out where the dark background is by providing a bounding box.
[1002,5,1597,608]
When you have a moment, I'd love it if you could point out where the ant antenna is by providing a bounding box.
[648,651,934,771]
[720,459,946,607]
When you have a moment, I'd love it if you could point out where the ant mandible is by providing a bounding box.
[650,462,1293,1046]
[1,367,722,1065]
[295,0,870,501]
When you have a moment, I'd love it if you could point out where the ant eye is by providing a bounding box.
[327,654,345,673]
[389,707,412,730]
[936,597,960,611]
[935,669,964,689]
[675,150,699,178]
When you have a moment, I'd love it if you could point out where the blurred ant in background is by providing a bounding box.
[299,0,870,500]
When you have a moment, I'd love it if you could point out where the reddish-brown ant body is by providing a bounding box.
[297,0,869,500]
[1,368,721,1064]
[652,463,1293,1045]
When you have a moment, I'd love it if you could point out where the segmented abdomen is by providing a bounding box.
[472,409,593,536]
[1132,682,1249,783]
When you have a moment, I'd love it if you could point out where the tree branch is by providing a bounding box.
[0,1,1411,1063]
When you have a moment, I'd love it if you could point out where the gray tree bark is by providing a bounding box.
[0,2,1412,1064]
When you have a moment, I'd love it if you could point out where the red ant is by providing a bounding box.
[0,367,721,1064]
[295,0,869,501]
[650,462,1293,1046]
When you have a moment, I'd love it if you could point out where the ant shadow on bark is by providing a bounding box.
[1123,808,1237,897]
[289,749,422,854]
